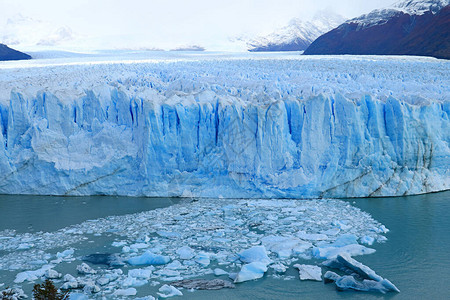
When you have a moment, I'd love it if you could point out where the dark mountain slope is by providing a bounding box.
[0,44,31,61]
[304,2,450,59]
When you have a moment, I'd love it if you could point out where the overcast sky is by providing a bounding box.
[0,0,397,51]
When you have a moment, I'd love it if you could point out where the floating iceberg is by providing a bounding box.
[323,253,400,293]
[0,54,448,198]
[127,251,171,266]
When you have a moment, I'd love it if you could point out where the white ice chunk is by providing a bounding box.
[76,263,96,275]
[195,252,211,267]
[45,268,62,279]
[56,249,74,258]
[176,246,195,260]
[234,262,268,283]
[261,235,312,258]
[113,288,137,297]
[14,265,54,283]
[239,246,271,264]
[128,268,153,280]
[270,263,288,273]
[297,231,328,241]
[165,260,185,270]
[360,236,375,246]
[293,264,322,281]
[157,284,183,298]
[122,276,148,287]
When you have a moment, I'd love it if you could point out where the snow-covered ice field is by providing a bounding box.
[0,52,448,198]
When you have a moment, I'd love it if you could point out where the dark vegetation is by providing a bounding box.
[32,279,69,300]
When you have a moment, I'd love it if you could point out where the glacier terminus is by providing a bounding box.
[0,52,448,198]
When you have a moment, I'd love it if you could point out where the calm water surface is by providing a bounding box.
[0,191,449,299]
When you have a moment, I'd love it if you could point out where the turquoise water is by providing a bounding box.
[0,191,449,299]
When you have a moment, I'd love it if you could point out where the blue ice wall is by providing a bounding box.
[0,88,448,198]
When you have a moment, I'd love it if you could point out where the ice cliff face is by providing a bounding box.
[0,54,449,198]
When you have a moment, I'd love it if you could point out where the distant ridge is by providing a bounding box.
[304,0,450,59]
[248,11,345,52]
[0,44,31,61]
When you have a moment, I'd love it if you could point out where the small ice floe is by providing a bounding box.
[313,244,375,259]
[312,234,375,259]
[234,262,268,283]
[128,268,153,280]
[17,243,34,250]
[270,263,288,274]
[14,264,55,283]
[214,268,228,276]
[171,279,235,290]
[57,249,74,258]
[122,276,148,288]
[166,260,186,270]
[323,253,399,293]
[154,269,181,278]
[45,268,62,279]
[297,231,328,241]
[76,263,96,275]
[176,246,195,260]
[238,246,271,265]
[82,282,100,294]
[157,231,181,239]
[64,274,77,282]
[195,252,211,267]
[113,287,137,297]
[293,264,322,281]
[157,284,183,298]
[360,236,375,246]
[261,235,312,259]
[112,241,127,247]
[127,251,170,265]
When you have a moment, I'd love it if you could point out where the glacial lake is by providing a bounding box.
[0,191,449,299]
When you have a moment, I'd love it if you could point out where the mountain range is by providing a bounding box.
[304,0,450,59]
[248,11,346,52]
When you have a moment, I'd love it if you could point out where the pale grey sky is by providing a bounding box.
[0,0,396,51]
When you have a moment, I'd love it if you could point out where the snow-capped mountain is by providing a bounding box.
[394,0,449,14]
[304,0,450,59]
[248,11,346,52]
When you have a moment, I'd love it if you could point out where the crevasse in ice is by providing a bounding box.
[0,54,448,198]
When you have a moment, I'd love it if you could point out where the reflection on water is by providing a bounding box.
[0,191,449,299]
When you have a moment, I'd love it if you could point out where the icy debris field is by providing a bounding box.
[0,198,396,298]
[0,53,449,198]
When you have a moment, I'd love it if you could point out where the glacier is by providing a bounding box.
[0,53,448,198]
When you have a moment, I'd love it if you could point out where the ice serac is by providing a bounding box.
[0,56,448,198]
